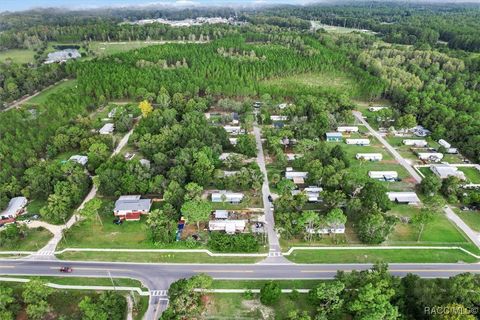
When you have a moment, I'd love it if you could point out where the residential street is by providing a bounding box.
[353,110,480,248]
[253,113,289,263]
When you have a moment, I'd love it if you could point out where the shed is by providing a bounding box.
[214,210,229,219]
[337,126,359,133]
[438,139,451,149]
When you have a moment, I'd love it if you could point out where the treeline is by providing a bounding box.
[0,62,68,106]
[268,2,480,52]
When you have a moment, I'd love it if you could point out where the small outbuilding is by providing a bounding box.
[337,126,359,133]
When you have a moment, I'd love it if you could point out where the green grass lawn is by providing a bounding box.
[88,41,163,56]
[26,79,77,105]
[0,49,36,64]
[261,71,364,98]
[211,279,324,289]
[455,209,480,232]
[204,293,315,319]
[287,248,477,264]
[56,251,262,264]
[0,227,52,251]
[458,167,480,183]
[25,199,47,215]
[1,276,145,289]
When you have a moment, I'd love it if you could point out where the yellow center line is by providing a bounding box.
[193,270,254,273]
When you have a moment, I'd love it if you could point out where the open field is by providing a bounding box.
[286,248,477,263]
[25,79,77,105]
[0,227,52,251]
[56,251,263,264]
[0,49,36,64]
[204,293,314,319]
[261,71,364,97]
[458,167,480,183]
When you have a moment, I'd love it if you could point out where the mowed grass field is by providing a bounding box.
[455,208,480,232]
[458,167,480,183]
[0,227,52,251]
[0,49,36,64]
[25,79,77,105]
[261,71,364,97]
[204,293,315,319]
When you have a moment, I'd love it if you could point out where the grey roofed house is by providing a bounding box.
[114,195,152,215]
[1,196,28,218]
[140,159,151,168]
[430,164,466,180]
[387,192,421,205]
[69,155,88,166]
[99,123,114,135]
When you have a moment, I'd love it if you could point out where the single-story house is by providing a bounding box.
[214,210,229,219]
[368,106,387,112]
[326,132,343,142]
[211,191,244,203]
[292,186,323,202]
[387,192,421,205]
[307,224,345,234]
[69,155,88,166]
[369,171,398,181]
[114,195,152,221]
[209,220,246,234]
[346,138,370,146]
[1,197,28,219]
[285,168,308,185]
[438,139,451,149]
[224,125,242,135]
[430,164,466,180]
[337,126,359,133]
[270,115,288,122]
[99,123,114,135]
[356,153,383,161]
[403,139,428,147]
[418,152,444,162]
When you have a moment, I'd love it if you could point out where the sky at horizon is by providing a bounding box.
[1,0,315,13]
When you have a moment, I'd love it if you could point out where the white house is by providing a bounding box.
[214,210,229,219]
[356,153,383,161]
[285,168,308,184]
[430,164,466,180]
[368,106,387,112]
[369,171,398,181]
[307,224,345,234]
[337,126,359,133]
[69,155,88,166]
[270,115,288,122]
[1,197,28,218]
[346,139,370,146]
[387,192,421,205]
[292,186,323,202]
[418,152,444,162]
[223,125,242,135]
[438,139,451,149]
[211,191,244,203]
[113,195,152,221]
[209,220,246,234]
[403,139,428,147]
[99,123,114,135]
